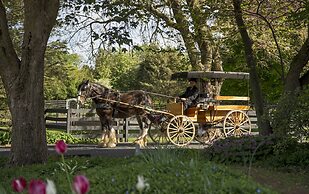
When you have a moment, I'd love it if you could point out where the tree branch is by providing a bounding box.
[0,1,20,81]
[129,2,178,30]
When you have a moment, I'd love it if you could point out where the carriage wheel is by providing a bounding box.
[195,127,221,144]
[167,115,195,146]
[148,121,169,144]
[223,110,251,137]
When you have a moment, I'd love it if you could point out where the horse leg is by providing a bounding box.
[142,116,151,147]
[134,115,148,148]
[98,129,109,147]
[107,127,117,148]
[106,116,117,148]
[98,116,109,147]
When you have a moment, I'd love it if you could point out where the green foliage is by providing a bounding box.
[94,45,191,98]
[271,88,309,140]
[94,49,139,90]
[0,130,98,145]
[205,135,276,165]
[44,41,87,100]
[205,135,309,168]
[46,130,99,144]
[0,80,7,109]
[0,131,11,145]
[0,149,275,193]
[271,138,309,167]
[135,45,190,96]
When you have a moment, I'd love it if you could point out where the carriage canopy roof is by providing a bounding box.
[171,71,250,80]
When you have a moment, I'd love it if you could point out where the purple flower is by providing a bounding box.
[28,179,46,194]
[55,140,67,154]
[73,175,90,194]
[11,177,27,192]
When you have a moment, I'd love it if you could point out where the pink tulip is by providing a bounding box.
[28,179,46,194]
[11,177,27,192]
[72,175,90,194]
[55,140,67,154]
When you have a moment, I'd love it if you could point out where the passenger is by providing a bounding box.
[179,78,199,111]
[198,80,214,101]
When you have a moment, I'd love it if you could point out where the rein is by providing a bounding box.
[97,97,174,117]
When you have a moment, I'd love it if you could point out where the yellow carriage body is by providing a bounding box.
[166,95,251,123]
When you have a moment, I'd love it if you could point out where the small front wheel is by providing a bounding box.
[148,121,169,144]
[167,115,195,146]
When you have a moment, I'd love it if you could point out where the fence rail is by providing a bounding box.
[45,108,141,141]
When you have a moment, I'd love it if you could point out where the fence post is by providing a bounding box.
[66,108,72,133]
[124,118,129,142]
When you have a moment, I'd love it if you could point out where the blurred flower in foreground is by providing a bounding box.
[28,179,46,194]
[136,175,149,193]
[73,175,90,194]
[46,179,57,194]
[55,140,67,154]
[11,177,27,192]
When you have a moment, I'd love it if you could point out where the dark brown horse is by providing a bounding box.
[77,80,152,148]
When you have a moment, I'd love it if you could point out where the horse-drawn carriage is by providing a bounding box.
[77,71,252,148]
[148,71,252,146]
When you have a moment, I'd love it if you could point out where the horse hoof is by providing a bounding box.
[98,143,107,148]
[134,140,146,148]
[107,143,117,148]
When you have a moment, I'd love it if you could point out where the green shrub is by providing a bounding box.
[0,130,99,145]
[272,88,309,141]
[205,135,309,168]
[204,135,276,164]
[271,138,309,167]
[47,130,99,144]
[0,130,11,145]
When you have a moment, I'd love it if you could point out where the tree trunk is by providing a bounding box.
[9,71,47,165]
[186,0,213,71]
[170,1,203,70]
[284,37,309,92]
[232,0,273,135]
[0,0,59,165]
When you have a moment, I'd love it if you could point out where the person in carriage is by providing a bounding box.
[178,78,199,111]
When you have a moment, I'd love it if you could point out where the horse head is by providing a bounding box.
[77,80,92,105]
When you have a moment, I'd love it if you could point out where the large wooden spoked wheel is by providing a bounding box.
[148,121,169,144]
[167,115,195,146]
[223,110,251,137]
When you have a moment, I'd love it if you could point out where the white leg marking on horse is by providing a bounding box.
[107,127,117,148]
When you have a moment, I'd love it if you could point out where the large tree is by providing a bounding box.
[231,0,309,135]
[0,0,59,165]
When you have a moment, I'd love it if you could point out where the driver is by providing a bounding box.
[179,78,199,111]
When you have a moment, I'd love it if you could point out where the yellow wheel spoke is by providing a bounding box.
[239,127,251,133]
[184,129,194,133]
[239,118,249,126]
[170,133,179,140]
[169,130,179,134]
[184,133,193,139]
[184,126,194,131]
[183,122,191,129]
[170,122,179,129]
[226,129,235,135]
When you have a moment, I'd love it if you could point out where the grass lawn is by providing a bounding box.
[229,164,309,194]
[0,149,276,194]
